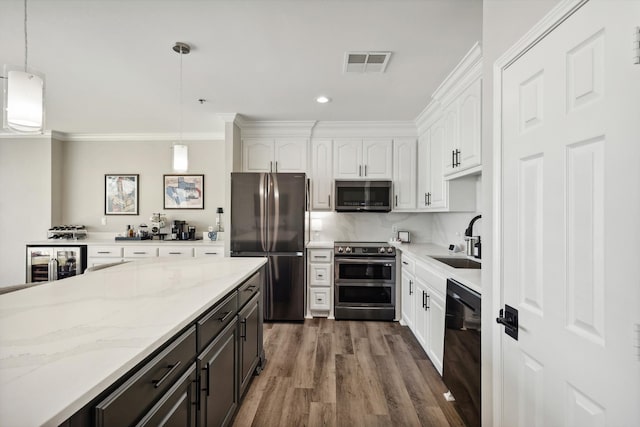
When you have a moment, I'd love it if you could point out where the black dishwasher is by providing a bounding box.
[443,278,481,427]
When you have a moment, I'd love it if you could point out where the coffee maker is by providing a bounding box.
[172,220,187,240]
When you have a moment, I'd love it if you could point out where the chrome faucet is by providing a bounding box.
[464,215,482,259]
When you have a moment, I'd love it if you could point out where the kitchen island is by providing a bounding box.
[0,256,266,427]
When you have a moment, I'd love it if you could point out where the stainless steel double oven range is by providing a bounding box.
[333,241,396,321]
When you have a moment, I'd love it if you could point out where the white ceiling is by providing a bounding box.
[0,0,482,137]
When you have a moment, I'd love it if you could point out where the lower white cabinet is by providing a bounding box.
[194,246,224,258]
[123,246,157,259]
[307,248,333,317]
[400,251,447,375]
[158,246,193,257]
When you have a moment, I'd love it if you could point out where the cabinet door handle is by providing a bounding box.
[133,251,147,255]
[426,293,430,310]
[364,165,367,176]
[240,318,247,341]
[359,165,362,176]
[168,252,182,255]
[328,194,331,206]
[97,251,111,254]
[427,192,431,206]
[424,193,428,206]
[275,161,278,172]
[218,311,233,322]
[152,361,181,388]
[455,149,461,167]
[409,279,413,295]
[395,195,398,207]
[422,291,426,308]
[270,161,273,172]
[204,252,218,255]
[402,261,409,265]
[315,255,328,259]
[202,362,210,397]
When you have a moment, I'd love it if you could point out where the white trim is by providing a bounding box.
[491,1,588,426]
[432,42,482,105]
[237,120,317,138]
[0,130,51,139]
[311,121,417,138]
[216,113,238,123]
[50,132,224,142]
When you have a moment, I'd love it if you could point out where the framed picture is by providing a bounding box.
[105,174,139,215]
[164,174,204,209]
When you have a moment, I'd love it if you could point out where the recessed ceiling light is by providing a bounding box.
[316,96,331,104]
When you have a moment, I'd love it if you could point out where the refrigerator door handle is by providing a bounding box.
[259,173,268,252]
[270,174,280,252]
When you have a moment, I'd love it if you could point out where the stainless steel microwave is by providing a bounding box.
[334,180,392,212]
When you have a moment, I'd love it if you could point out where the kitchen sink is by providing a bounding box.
[431,257,481,269]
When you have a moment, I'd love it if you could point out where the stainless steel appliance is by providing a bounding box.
[443,278,481,427]
[334,180,392,212]
[26,245,87,283]
[230,173,307,321]
[334,241,396,320]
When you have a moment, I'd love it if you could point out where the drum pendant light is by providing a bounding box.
[4,0,45,133]
[172,42,190,172]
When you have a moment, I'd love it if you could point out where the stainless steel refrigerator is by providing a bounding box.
[230,173,307,321]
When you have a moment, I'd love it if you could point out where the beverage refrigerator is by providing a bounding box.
[230,173,307,321]
[26,245,87,283]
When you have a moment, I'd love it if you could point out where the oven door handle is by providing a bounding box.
[335,258,395,264]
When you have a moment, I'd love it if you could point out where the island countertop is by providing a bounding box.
[0,256,266,427]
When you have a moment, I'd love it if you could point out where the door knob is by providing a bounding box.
[496,304,519,340]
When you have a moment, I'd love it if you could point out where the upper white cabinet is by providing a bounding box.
[310,138,333,210]
[392,138,417,210]
[333,138,392,180]
[242,138,307,173]
[443,78,482,177]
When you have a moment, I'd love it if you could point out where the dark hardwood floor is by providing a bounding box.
[232,319,466,427]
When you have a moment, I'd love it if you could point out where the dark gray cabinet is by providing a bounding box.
[239,292,261,398]
[135,364,197,427]
[198,318,238,427]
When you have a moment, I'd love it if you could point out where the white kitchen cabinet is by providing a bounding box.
[400,253,448,376]
[400,254,416,329]
[333,138,392,179]
[193,246,224,258]
[310,138,333,210]
[123,246,157,259]
[443,78,482,177]
[242,138,307,173]
[416,121,476,212]
[87,246,123,267]
[158,246,193,258]
[392,138,417,210]
[307,248,333,318]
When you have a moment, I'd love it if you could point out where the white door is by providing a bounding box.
[401,267,415,329]
[362,139,393,179]
[333,139,362,179]
[310,138,333,210]
[442,104,458,176]
[392,138,417,210]
[274,139,307,172]
[498,1,640,426]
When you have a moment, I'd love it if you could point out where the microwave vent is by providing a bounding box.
[344,51,392,73]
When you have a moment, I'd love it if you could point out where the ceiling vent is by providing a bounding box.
[344,51,392,73]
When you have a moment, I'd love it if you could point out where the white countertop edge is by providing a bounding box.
[306,240,334,249]
[0,257,266,427]
[27,239,225,246]
[391,242,482,294]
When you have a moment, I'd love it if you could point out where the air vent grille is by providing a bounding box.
[345,51,391,73]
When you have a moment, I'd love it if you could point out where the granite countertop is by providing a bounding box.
[391,242,482,294]
[0,256,266,427]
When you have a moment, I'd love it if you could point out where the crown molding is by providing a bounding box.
[311,121,417,138]
[415,100,443,135]
[239,120,318,138]
[432,41,482,106]
[216,113,238,124]
[49,132,225,142]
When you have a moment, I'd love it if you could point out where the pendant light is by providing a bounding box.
[3,0,45,133]
[172,42,190,172]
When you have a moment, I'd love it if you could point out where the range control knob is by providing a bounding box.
[345,246,352,253]
[337,247,344,253]
[387,247,394,254]
[379,247,386,254]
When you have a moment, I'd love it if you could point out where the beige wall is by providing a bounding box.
[481,1,561,425]
[0,137,56,286]
[61,139,226,233]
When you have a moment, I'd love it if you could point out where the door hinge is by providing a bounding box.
[634,27,640,65]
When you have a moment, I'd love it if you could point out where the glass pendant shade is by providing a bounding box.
[4,69,45,133]
[173,144,188,172]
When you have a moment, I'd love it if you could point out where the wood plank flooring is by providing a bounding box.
[232,319,466,427]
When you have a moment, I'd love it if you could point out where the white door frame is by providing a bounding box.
[491,1,590,425]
